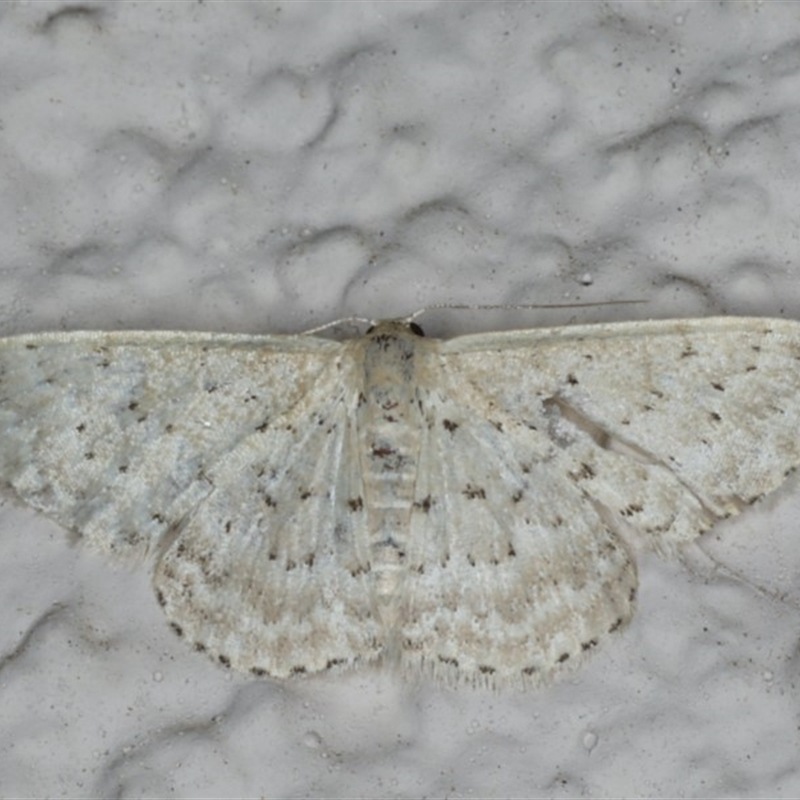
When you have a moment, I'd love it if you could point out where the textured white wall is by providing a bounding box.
[1,2,800,797]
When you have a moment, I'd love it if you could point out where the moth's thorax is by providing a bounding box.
[356,324,428,593]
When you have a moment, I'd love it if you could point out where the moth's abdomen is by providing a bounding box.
[357,325,425,599]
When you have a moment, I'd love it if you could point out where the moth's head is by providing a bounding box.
[365,320,425,338]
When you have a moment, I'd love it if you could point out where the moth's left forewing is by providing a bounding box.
[0,330,341,561]
[439,317,800,551]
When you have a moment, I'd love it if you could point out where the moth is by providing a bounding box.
[0,316,798,687]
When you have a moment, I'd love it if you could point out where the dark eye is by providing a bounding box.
[409,322,425,337]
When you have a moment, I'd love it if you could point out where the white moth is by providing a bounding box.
[1,316,798,688]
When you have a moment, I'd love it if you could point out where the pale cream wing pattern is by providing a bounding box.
[401,350,637,687]
[400,317,800,686]
[152,358,383,677]
[0,330,380,676]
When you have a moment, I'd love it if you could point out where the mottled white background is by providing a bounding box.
[2,2,800,797]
